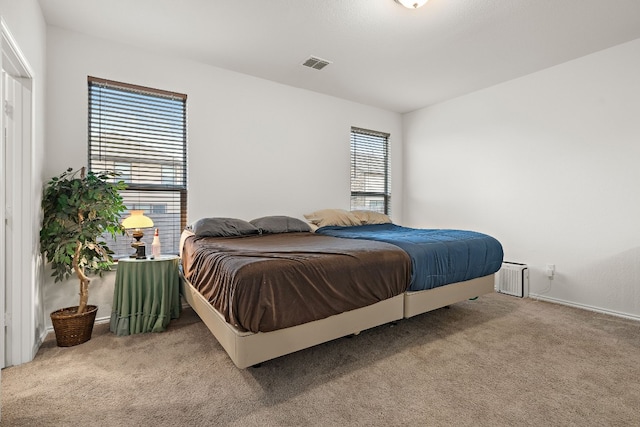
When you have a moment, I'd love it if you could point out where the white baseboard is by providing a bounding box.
[528,293,640,322]
[95,315,111,325]
[33,329,47,359]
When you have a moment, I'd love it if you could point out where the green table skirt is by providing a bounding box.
[110,256,181,336]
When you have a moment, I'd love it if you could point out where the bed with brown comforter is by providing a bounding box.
[179,215,496,368]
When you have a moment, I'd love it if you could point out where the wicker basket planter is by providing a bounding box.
[50,305,98,347]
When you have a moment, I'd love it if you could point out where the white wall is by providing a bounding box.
[44,26,403,325]
[0,0,47,363]
[404,38,640,319]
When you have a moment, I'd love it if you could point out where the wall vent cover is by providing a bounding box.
[496,262,529,298]
[302,56,332,70]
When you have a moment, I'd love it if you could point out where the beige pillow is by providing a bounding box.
[304,209,362,228]
[179,228,195,258]
[351,210,392,225]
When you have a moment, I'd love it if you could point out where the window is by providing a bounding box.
[350,127,390,215]
[88,76,187,257]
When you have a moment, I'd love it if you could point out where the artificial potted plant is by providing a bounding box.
[40,167,127,346]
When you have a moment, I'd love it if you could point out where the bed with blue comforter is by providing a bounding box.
[316,223,504,292]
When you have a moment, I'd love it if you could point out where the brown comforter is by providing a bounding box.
[182,232,411,333]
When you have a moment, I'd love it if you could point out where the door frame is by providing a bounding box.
[1,18,37,368]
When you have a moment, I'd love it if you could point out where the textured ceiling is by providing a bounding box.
[39,0,640,113]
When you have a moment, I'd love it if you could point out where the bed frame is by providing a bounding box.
[181,273,496,369]
[404,274,496,318]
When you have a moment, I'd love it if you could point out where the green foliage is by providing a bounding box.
[40,167,127,282]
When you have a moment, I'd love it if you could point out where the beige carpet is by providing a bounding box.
[2,293,639,426]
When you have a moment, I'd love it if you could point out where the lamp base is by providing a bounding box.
[130,241,147,259]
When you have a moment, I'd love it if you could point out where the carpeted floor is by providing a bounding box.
[2,293,639,426]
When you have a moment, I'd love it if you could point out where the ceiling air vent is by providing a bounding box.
[302,56,332,70]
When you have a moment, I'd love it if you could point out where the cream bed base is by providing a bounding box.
[182,277,404,369]
[404,274,495,318]
[182,273,495,368]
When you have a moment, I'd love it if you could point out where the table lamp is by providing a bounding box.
[122,210,154,259]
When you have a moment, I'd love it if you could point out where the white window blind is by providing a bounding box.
[350,127,390,215]
[88,76,187,258]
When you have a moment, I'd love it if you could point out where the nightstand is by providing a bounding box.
[109,255,181,336]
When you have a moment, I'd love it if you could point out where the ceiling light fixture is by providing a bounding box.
[394,0,428,9]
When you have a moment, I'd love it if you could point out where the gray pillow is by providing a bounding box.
[250,216,311,234]
[191,217,259,237]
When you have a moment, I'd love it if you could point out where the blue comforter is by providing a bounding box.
[316,224,504,292]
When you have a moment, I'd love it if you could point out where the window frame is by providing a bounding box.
[87,76,187,257]
[350,127,391,215]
